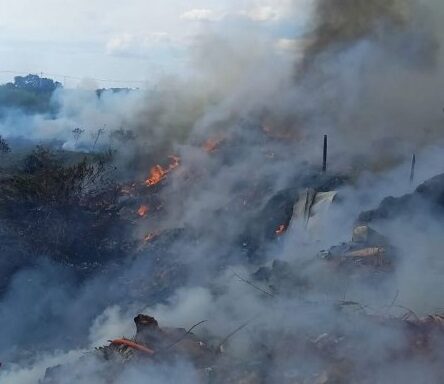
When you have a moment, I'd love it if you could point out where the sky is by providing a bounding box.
[0,0,313,88]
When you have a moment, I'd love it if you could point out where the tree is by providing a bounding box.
[72,127,85,145]
[0,74,62,115]
[0,135,10,154]
[13,74,62,93]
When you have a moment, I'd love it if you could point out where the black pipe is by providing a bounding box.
[322,134,328,173]
[410,153,416,184]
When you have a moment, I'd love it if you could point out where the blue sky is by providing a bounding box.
[0,0,313,88]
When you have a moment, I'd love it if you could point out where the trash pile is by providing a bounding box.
[42,309,444,384]
[38,172,444,384]
[321,173,444,272]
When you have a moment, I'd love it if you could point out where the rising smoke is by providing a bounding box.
[2,0,444,383]
[294,0,444,168]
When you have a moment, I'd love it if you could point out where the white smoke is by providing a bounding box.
[3,0,444,383]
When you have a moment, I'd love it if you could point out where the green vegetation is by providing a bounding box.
[0,74,62,115]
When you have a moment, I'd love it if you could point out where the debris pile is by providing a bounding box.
[322,173,444,272]
[320,224,394,270]
[4,140,444,384]
[42,306,444,384]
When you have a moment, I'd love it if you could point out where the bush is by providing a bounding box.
[0,147,127,266]
[0,135,10,154]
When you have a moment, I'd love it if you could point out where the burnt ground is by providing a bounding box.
[3,144,444,383]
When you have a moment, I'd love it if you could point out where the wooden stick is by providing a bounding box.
[231,269,274,297]
[162,320,208,351]
[217,320,251,352]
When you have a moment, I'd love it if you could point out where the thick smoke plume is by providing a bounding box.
[2,0,444,383]
[290,0,444,170]
[304,0,411,61]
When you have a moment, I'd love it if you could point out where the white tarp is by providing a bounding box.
[289,188,338,239]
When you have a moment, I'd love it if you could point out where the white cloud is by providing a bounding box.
[0,0,314,85]
[239,0,314,23]
[241,5,280,22]
[275,37,307,60]
[106,32,176,58]
[276,38,298,50]
[106,33,133,55]
[180,8,225,22]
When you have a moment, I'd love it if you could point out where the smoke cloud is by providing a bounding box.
[3,0,444,383]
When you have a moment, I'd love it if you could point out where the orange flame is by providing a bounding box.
[275,224,287,236]
[137,205,149,217]
[145,156,180,186]
[146,165,166,186]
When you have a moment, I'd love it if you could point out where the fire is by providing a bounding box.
[203,138,223,153]
[137,205,149,217]
[146,165,167,186]
[145,156,180,186]
[275,224,287,236]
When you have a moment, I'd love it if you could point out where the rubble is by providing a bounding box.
[358,173,444,225]
[321,173,444,273]
[43,314,219,383]
[240,172,347,260]
[7,167,441,383]
[6,144,444,383]
[252,260,309,295]
[320,235,394,270]
[320,212,395,271]
[42,307,444,384]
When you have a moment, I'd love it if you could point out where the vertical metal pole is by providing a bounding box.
[322,134,328,173]
[410,153,416,184]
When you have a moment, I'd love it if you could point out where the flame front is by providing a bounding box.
[137,205,149,217]
[146,165,167,186]
[145,156,180,186]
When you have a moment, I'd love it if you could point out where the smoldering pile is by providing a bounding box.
[2,0,444,383]
[30,166,444,384]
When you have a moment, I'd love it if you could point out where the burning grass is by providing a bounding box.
[145,156,180,187]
